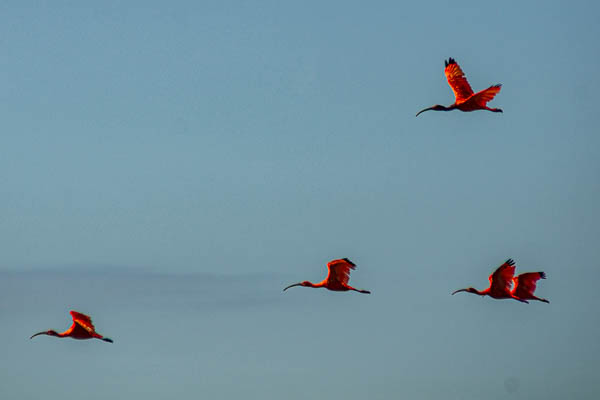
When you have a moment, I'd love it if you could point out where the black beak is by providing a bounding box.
[283,283,302,291]
[30,331,46,339]
[416,106,435,117]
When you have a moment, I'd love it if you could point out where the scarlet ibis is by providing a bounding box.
[283,258,371,294]
[452,259,526,302]
[512,272,549,303]
[30,311,113,343]
[416,57,502,116]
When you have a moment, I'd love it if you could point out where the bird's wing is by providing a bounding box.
[512,272,546,297]
[469,85,502,106]
[489,259,516,292]
[444,58,474,102]
[70,310,96,334]
[326,258,356,285]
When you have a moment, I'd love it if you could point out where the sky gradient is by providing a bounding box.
[1,1,599,399]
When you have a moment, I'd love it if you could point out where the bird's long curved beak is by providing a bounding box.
[416,106,434,117]
[451,289,467,295]
[283,283,302,291]
[30,332,45,339]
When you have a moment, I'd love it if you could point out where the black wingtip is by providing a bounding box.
[539,272,547,279]
[506,258,515,266]
[445,57,456,67]
[102,338,114,343]
[342,257,356,266]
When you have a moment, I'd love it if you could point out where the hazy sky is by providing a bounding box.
[1,1,599,399]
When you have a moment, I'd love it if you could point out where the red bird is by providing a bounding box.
[30,311,113,343]
[452,259,526,302]
[283,258,371,294]
[512,272,549,303]
[416,57,502,116]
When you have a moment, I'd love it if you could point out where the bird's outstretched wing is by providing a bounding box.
[445,58,474,103]
[512,272,546,298]
[489,259,516,293]
[470,84,502,106]
[70,310,96,334]
[326,258,356,285]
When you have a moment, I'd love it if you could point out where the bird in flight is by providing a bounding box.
[416,57,502,116]
[30,310,114,343]
[452,258,548,303]
[283,258,371,294]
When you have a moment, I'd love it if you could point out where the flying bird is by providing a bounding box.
[511,272,549,303]
[283,258,371,294]
[30,311,114,343]
[416,57,502,116]
[452,259,526,302]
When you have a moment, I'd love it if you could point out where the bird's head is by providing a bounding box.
[30,330,58,339]
[283,281,312,291]
[416,104,449,117]
[451,287,478,295]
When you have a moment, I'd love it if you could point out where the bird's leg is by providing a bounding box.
[347,286,371,294]
[485,106,503,113]
[532,296,549,304]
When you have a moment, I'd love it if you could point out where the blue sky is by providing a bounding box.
[1,1,599,399]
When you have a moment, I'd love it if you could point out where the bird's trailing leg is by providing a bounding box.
[347,285,371,294]
[513,297,529,304]
[531,296,549,304]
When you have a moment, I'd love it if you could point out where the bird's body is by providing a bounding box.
[512,272,550,303]
[452,259,526,302]
[416,58,502,116]
[30,311,113,343]
[283,258,371,294]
